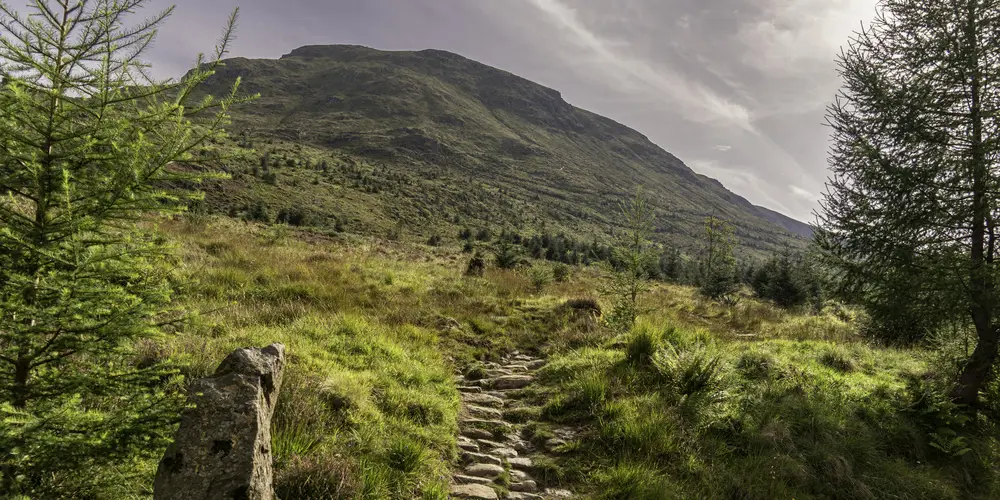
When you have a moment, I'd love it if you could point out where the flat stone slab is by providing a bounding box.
[453,474,494,486]
[461,418,512,431]
[510,469,532,481]
[508,456,534,470]
[457,437,480,452]
[461,392,504,408]
[461,428,495,440]
[510,480,538,493]
[466,405,504,419]
[464,463,505,479]
[507,493,542,500]
[461,451,503,467]
[458,386,483,393]
[505,364,530,372]
[450,483,498,499]
[491,447,518,458]
[476,439,506,450]
[490,375,534,390]
[485,368,513,377]
[545,489,574,498]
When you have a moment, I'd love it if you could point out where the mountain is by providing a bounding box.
[193,45,812,255]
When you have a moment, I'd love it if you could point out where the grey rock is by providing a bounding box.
[491,447,519,458]
[505,364,530,372]
[462,418,513,431]
[507,493,543,500]
[461,428,495,440]
[508,456,534,470]
[526,360,546,370]
[464,463,505,478]
[545,488,574,498]
[466,405,504,419]
[453,474,494,486]
[510,469,532,481]
[490,375,534,390]
[461,451,503,467]
[458,386,483,393]
[154,344,285,500]
[461,392,504,407]
[450,483,499,499]
[510,480,538,493]
[457,437,480,452]
[476,439,506,450]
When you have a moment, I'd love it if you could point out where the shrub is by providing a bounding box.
[427,234,442,246]
[465,252,486,277]
[493,238,521,269]
[526,264,553,294]
[592,463,680,500]
[274,454,358,499]
[626,328,660,366]
[553,263,571,283]
[652,344,723,399]
[386,438,429,474]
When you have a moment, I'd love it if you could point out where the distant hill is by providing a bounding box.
[192,44,812,256]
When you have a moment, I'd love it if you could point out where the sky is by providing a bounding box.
[143,0,881,223]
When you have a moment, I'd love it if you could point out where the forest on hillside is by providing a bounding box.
[0,1,998,499]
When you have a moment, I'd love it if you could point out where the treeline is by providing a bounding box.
[458,224,827,311]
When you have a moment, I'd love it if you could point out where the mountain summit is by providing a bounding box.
[198,45,812,253]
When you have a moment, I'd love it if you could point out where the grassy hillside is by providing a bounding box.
[103,216,997,499]
[188,45,810,258]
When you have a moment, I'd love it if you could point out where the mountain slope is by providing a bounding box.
[195,45,811,255]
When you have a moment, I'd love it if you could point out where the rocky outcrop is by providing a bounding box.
[154,344,286,500]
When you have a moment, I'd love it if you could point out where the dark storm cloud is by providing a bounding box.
[145,0,880,221]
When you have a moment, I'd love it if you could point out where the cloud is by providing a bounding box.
[790,185,817,200]
[521,0,756,133]
[713,144,732,152]
[688,159,792,214]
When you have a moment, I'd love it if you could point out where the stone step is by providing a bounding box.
[510,469,532,482]
[461,428,495,440]
[508,456,533,470]
[504,364,530,372]
[464,463,505,479]
[453,474,494,486]
[490,447,518,459]
[476,438,506,450]
[466,405,504,420]
[484,368,513,378]
[510,480,538,493]
[458,386,483,393]
[450,483,498,500]
[544,488,575,498]
[507,493,542,500]
[461,451,503,467]
[525,359,546,370]
[461,392,504,408]
[461,419,513,431]
[489,375,534,390]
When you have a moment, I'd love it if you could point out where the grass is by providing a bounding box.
[91,215,999,499]
[526,317,1000,499]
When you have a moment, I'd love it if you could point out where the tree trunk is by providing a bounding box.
[952,326,999,406]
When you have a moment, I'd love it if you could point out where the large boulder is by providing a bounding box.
[153,344,286,500]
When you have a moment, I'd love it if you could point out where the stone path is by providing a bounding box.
[448,352,576,500]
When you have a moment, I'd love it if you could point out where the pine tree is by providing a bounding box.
[818,0,1000,406]
[699,216,738,299]
[600,189,657,332]
[0,2,252,494]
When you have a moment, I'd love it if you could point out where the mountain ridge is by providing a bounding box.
[195,44,813,255]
